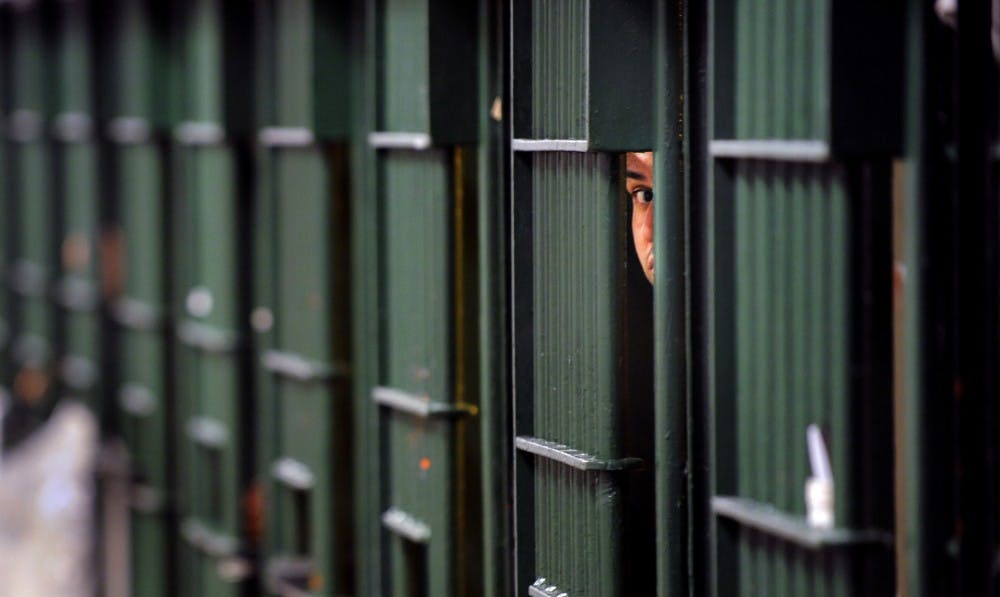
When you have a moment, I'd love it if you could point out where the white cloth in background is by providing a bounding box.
[0,401,97,597]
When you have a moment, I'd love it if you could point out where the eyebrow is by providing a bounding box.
[626,170,648,181]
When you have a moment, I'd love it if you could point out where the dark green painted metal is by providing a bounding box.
[100,0,175,129]
[476,0,510,595]
[115,140,174,597]
[652,0,696,595]
[173,143,248,597]
[511,150,635,596]
[711,1,898,595]
[52,0,101,417]
[256,0,351,138]
[720,0,903,156]
[378,0,478,144]
[255,143,354,595]
[350,1,383,595]
[7,0,56,428]
[895,0,960,594]
[513,0,652,150]
[379,149,455,597]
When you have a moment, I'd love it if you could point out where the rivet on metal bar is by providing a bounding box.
[271,457,315,491]
[711,496,894,550]
[381,507,431,544]
[54,276,98,312]
[119,383,156,418]
[177,320,240,353]
[8,259,48,297]
[7,109,42,142]
[511,138,589,152]
[367,131,432,150]
[61,354,97,391]
[372,386,477,419]
[110,296,163,332]
[174,121,226,146]
[515,436,642,471]
[52,112,93,143]
[709,139,830,162]
[259,126,315,147]
[107,117,152,145]
[186,416,229,449]
[529,578,569,597]
[262,350,347,384]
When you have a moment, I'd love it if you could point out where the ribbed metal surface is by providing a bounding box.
[733,0,829,140]
[57,141,99,405]
[382,149,454,597]
[528,151,621,596]
[383,0,430,133]
[732,161,849,597]
[109,0,155,119]
[530,0,588,139]
[274,0,312,128]
[174,144,241,597]
[182,0,224,123]
[259,144,351,595]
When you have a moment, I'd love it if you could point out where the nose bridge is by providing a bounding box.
[642,205,654,239]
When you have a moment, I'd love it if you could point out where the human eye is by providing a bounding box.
[631,188,654,204]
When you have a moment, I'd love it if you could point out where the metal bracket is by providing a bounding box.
[271,457,315,491]
[265,556,315,596]
[177,320,240,353]
[529,578,569,597]
[709,139,830,162]
[368,131,432,150]
[110,296,164,332]
[515,436,642,471]
[119,383,157,418]
[52,112,93,143]
[186,416,229,449]
[711,496,894,550]
[11,333,50,366]
[381,507,431,543]
[181,517,239,558]
[372,386,477,419]
[174,121,226,146]
[511,138,589,152]
[61,354,97,391]
[54,276,98,313]
[259,127,315,147]
[262,350,347,384]
[107,117,152,145]
[8,259,48,298]
[7,109,42,143]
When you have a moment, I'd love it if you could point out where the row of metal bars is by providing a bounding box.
[7,0,987,595]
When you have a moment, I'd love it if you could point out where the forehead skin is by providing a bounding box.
[626,151,653,183]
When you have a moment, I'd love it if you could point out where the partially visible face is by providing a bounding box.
[626,151,654,283]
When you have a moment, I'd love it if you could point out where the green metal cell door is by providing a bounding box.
[102,0,178,594]
[5,0,55,437]
[252,2,354,594]
[362,1,482,595]
[708,1,901,595]
[51,0,101,419]
[171,0,254,594]
[509,2,654,595]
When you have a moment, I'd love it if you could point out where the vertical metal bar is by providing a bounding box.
[654,0,688,594]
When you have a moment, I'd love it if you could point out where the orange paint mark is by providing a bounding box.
[420,457,432,471]
[309,573,324,591]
